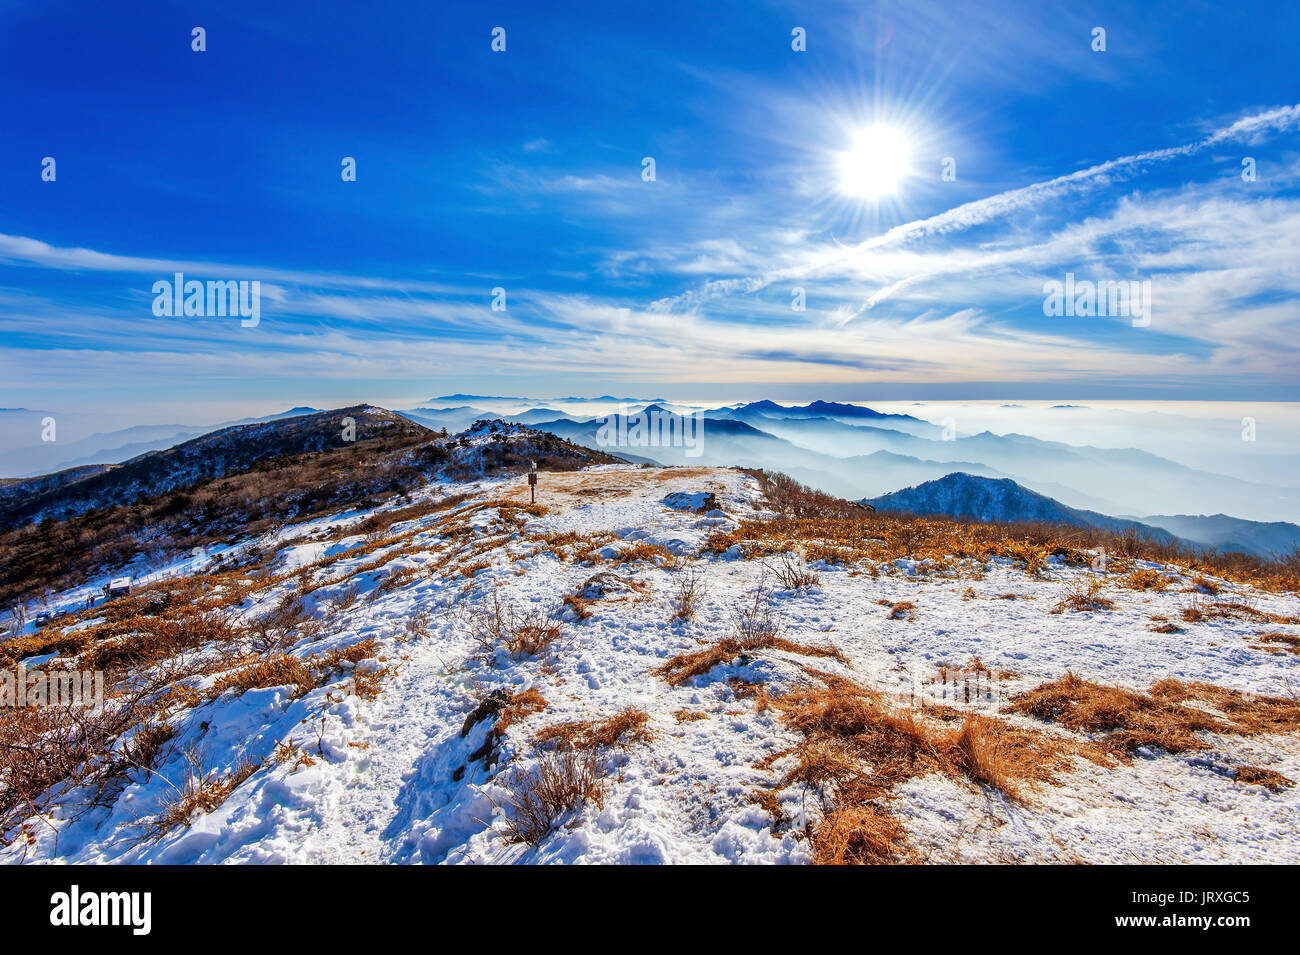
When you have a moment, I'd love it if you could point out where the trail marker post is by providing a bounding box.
[528,461,537,504]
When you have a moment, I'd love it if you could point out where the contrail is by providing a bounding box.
[651,104,1300,313]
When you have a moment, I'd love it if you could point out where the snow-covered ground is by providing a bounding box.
[6,465,1299,864]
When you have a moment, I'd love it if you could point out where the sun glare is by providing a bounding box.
[839,124,911,199]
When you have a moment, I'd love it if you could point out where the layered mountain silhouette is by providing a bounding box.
[863,472,1177,542]
[5,398,1298,559]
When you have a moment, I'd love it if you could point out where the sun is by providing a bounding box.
[839,124,912,199]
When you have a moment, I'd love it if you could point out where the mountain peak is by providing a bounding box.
[864,472,1179,544]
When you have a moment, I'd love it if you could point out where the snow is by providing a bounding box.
[6,464,1299,865]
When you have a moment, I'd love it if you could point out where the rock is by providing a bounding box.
[578,572,634,599]
[459,687,512,738]
[662,491,719,513]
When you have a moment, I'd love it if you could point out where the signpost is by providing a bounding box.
[528,461,537,503]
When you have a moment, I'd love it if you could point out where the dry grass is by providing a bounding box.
[1233,766,1294,792]
[533,707,653,751]
[763,672,1079,864]
[521,529,619,566]
[2,604,249,674]
[654,584,844,685]
[271,737,317,773]
[467,590,564,663]
[458,558,491,578]
[207,638,383,701]
[726,469,1300,594]
[496,748,607,847]
[143,748,264,838]
[0,680,183,844]
[1050,577,1115,614]
[495,688,549,733]
[1252,631,1300,655]
[209,654,317,699]
[612,541,668,565]
[673,709,709,723]
[881,600,917,621]
[812,805,913,865]
[656,632,843,687]
[1006,672,1300,758]
[561,592,594,621]
[1148,678,1300,736]
[1123,567,1171,591]
[774,677,1072,800]
[1181,598,1297,625]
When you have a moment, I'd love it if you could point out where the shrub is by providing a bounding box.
[496,748,607,847]
[770,552,820,589]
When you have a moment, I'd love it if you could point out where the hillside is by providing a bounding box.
[3,463,1298,865]
[0,415,620,605]
[0,406,426,531]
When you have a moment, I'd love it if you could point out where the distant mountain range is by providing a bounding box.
[427,400,1298,525]
[864,472,1300,559]
[6,397,1299,557]
[1136,513,1300,561]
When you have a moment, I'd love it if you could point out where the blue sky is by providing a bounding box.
[1,0,1298,419]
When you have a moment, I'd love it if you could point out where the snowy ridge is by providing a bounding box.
[4,465,1299,864]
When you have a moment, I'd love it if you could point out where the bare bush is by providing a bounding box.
[496,747,607,847]
[734,581,781,643]
[467,589,563,664]
[670,568,705,622]
[770,552,820,589]
[137,746,264,840]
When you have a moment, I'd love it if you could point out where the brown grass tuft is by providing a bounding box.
[1233,766,1294,792]
[655,633,843,686]
[812,805,913,865]
[496,688,549,734]
[758,673,1079,864]
[1253,631,1300,654]
[669,568,704,623]
[770,552,821,589]
[468,591,564,662]
[1007,672,1300,758]
[613,541,668,565]
[1050,577,1115,614]
[533,707,653,751]
[145,748,264,838]
[1181,598,1297,625]
[883,600,917,620]
[209,655,317,699]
